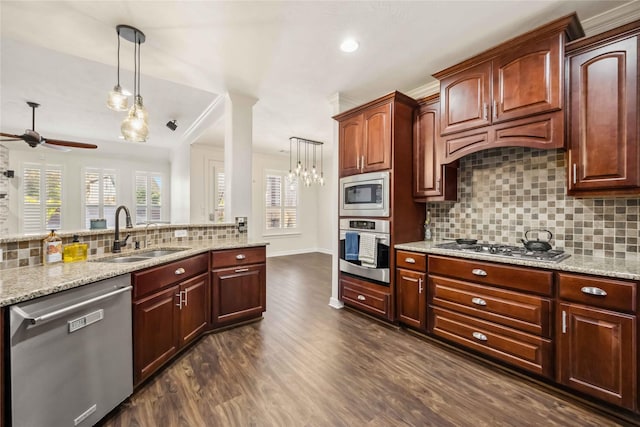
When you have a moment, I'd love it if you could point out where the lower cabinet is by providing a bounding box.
[132,253,210,386]
[396,250,427,330]
[211,247,267,327]
[339,273,392,321]
[556,273,637,411]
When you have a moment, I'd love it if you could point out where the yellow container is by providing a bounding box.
[63,235,88,263]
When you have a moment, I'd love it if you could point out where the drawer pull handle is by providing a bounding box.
[176,291,184,308]
[402,276,418,282]
[405,257,416,264]
[235,268,250,273]
[472,269,487,277]
[419,278,423,294]
[175,267,186,275]
[471,297,487,306]
[581,286,607,297]
[357,295,366,301]
[472,332,488,341]
[236,254,246,260]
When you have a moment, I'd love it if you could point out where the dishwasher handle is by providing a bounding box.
[14,286,133,326]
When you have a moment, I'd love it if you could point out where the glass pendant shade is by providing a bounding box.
[289,136,325,188]
[107,85,128,111]
[121,103,149,142]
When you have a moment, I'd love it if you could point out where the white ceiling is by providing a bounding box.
[1,1,637,158]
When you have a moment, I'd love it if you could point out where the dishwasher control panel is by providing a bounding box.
[68,309,104,333]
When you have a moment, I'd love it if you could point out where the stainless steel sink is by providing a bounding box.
[91,248,190,263]
[97,256,151,263]
[135,248,188,258]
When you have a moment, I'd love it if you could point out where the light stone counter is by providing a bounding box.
[0,238,267,307]
[395,240,640,281]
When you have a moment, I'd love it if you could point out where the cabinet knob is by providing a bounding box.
[471,297,487,306]
[581,286,607,297]
[472,331,488,341]
[405,257,416,264]
[357,295,366,301]
[472,268,487,277]
[175,267,186,275]
[236,254,246,260]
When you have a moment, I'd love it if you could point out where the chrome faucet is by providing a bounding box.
[112,205,133,253]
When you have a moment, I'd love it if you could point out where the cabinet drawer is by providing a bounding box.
[133,253,209,299]
[430,306,553,379]
[428,255,553,296]
[396,250,427,272]
[558,273,637,313]
[340,277,390,320]
[429,275,552,337]
[211,246,266,269]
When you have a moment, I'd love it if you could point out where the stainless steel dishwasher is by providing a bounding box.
[9,274,133,427]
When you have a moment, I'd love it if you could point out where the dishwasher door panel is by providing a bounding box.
[10,274,133,427]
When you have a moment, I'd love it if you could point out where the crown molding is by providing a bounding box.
[327,92,362,114]
[182,95,224,144]
[406,81,440,100]
[581,0,640,37]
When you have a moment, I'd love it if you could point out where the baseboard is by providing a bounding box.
[267,248,334,258]
[328,297,344,309]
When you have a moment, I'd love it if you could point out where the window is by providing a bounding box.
[265,171,298,231]
[84,168,118,228]
[214,170,225,222]
[135,172,163,224]
[22,163,62,234]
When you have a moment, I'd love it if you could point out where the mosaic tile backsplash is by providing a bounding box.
[427,147,639,260]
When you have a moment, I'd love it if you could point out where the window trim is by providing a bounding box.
[20,162,64,234]
[134,170,165,224]
[82,167,119,229]
[263,169,299,235]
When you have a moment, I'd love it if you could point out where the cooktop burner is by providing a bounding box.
[435,242,571,263]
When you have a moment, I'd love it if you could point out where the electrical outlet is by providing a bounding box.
[174,229,188,238]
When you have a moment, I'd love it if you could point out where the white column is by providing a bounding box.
[223,92,258,226]
[327,93,359,309]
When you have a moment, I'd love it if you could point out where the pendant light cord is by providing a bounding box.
[133,36,137,99]
[137,38,141,97]
[116,28,121,87]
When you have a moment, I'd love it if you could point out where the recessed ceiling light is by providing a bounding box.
[340,39,359,53]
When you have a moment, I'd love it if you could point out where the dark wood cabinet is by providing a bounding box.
[414,95,457,201]
[566,21,640,196]
[434,14,582,162]
[132,253,210,385]
[339,273,392,321]
[556,273,637,411]
[337,100,392,177]
[211,247,266,327]
[396,250,427,330]
[427,255,553,378]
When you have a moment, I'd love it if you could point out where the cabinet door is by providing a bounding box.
[179,273,210,347]
[339,114,362,177]
[396,269,426,330]
[440,61,492,135]
[557,303,636,410]
[133,286,180,385]
[212,264,266,326]
[493,35,562,123]
[362,102,392,173]
[414,101,441,198]
[567,36,639,193]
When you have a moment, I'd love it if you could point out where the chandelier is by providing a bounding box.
[288,137,325,187]
[107,25,149,142]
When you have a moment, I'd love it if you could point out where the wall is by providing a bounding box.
[5,148,171,234]
[428,147,640,259]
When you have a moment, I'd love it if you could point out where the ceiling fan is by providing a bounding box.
[0,101,98,151]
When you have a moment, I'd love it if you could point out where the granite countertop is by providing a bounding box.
[0,238,267,307]
[395,240,640,281]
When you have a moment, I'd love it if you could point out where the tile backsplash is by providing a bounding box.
[428,147,639,259]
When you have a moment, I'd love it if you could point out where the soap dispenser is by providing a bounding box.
[63,234,88,263]
[43,230,63,265]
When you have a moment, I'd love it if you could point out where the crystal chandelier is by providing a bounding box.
[288,137,325,187]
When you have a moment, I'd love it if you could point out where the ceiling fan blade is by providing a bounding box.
[41,142,71,152]
[0,132,24,141]
[43,139,98,149]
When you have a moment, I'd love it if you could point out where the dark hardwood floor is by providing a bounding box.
[102,253,629,426]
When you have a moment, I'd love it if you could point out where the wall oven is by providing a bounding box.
[339,171,390,217]
[339,218,390,284]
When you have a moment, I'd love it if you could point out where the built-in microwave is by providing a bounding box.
[339,171,390,217]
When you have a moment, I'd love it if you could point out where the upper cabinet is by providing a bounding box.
[335,92,416,177]
[434,13,583,162]
[566,20,640,196]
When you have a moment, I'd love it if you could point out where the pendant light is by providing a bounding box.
[288,137,325,187]
[112,25,149,142]
[106,27,128,111]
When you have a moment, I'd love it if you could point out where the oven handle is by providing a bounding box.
[339,231,390,246]
[12,286,133,326]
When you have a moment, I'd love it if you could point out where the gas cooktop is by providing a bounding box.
[435,242,571,263]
